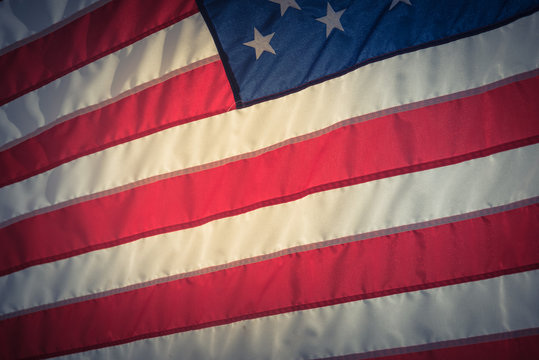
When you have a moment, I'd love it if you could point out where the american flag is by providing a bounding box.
[1,0,538,358]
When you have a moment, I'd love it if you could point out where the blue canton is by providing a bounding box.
[197,0,539,106]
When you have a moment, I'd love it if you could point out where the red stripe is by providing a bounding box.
[1,205,537,359]
[0,0,198,106]
[366,333,539,360]
[1,76,538,275]
[0,60,234,187]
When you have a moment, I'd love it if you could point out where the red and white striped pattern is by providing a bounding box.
[0,1,538,359]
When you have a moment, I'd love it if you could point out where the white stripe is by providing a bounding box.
[0,0,106,52]
[0,12,217,148]
[1,12,538,224]
[2,144,537,317]
[55,270,539,360]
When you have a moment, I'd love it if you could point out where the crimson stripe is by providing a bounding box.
[0,0,198,106]
[0,60,234,187]
[326,332,539,360]
[1,205,537,359]
[1,76,538,275]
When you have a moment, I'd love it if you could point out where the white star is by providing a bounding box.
[243,27,276,60]
[389,0,412,11]
[269,0,301,16]
[316,3,346,38]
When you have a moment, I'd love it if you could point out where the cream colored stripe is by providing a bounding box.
[0,0,107,53]
[0,12,217,149]
[1,145,537,317]
[1,12,538,224]
[55,270,539,360]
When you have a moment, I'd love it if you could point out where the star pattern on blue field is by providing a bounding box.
[243,27,276,59]
[389,0,412,11]
[244,1,412,59]
[316,3,346,38]
[269,0,301,16]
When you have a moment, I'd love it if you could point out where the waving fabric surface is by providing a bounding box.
[0,0,538,359]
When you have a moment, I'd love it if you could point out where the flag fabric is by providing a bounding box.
[0,0,538,358]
